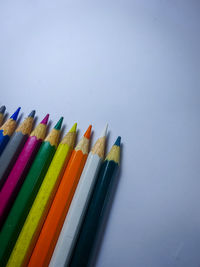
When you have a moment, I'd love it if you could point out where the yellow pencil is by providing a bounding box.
[6,123,77,267]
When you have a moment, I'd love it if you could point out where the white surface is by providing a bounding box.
[1,1,200,266]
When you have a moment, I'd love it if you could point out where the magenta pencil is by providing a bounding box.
[0,114,49,228]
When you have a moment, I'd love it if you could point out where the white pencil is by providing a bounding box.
[49,124,108,267]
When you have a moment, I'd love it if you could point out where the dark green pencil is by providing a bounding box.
[0,117,63,267]
[69,136,121,267]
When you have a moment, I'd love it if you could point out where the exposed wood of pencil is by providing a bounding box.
[0,107,20,136]
[61,131,76,146]
[0,118,17,136]
[91,136,106,158]
[105,144,120,164]
[16,117,34,135]
[30,123,47,140]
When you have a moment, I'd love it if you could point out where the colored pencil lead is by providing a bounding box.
[100,123,108,137]
[69,123,77,132]
[10,107,21,121]
[0,106,6,114]
[40,114,49,124]
[54,117,63,130]
[114,136,121,146]
[84,124,92,139]
[28,110,36,118]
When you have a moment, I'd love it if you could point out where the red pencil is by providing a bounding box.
[0,114,49,228]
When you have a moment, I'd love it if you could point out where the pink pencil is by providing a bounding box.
[0,114,49,228]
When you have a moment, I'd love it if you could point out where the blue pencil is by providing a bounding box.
[0,107,21,156]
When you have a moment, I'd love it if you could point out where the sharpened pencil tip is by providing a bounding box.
[69,123,77,133]
[40,114,49,125]
[28,110,36,118]
[10,107,21,120]
[84,125,92,139]
[0,105,6,114]
[100,123,108,138]
[114,136,121,147]
[54,117,63,130]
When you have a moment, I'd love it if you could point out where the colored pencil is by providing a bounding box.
[0,114,49,228]
[0,117,62,267]
[0,107,20,156]
[49,124,108,267]
[0,105,6,126]
[69,136,121,267]
[28,125,92,267]
[0,110,35,189]
[6,123,77,267]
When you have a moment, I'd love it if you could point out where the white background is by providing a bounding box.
[1,0,200,266]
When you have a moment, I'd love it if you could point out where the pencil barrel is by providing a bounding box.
[28,129,90,267]
[49,153,102,267]
[0,131,10,156]
[0,132,28,189]
[69,160,118,267]
[0,141,56,266]
[0,136,42,228]
[6,142,73,267]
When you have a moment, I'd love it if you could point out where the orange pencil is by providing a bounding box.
[28,125,92,267]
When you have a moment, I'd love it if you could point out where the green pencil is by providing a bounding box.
[0,117,63,267]
[69,136,121,267]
